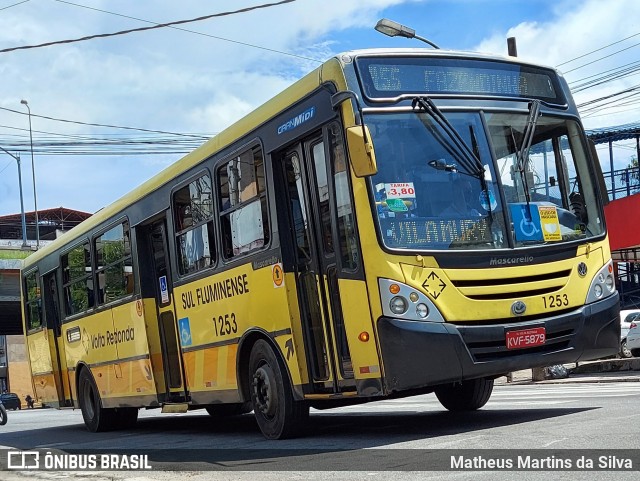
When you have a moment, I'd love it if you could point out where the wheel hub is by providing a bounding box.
[252,365,276,417]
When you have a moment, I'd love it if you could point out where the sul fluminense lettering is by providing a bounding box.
[181,274,250,310]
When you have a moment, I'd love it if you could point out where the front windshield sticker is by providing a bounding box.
[479,190,497,212]
[386,198,408,212]
[385,182,416,199]
[510,204,542,242]
[510,204,562,243]
[538,206,562,242]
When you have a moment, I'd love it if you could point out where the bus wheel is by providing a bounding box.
[435,378,494,412]
[248,339,308,439]
[205,402,252,417]
[78,368,115,432]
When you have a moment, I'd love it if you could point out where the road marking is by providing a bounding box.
[35,442,71,448]
[542,438,568,447]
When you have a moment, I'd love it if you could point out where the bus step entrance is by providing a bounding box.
[161,403,189,414]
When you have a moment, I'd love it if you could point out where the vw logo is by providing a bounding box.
[511,300,527,316]
[577,262,588,277]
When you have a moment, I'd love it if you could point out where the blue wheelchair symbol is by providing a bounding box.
[509,204,542,242]
[178,317,192,346]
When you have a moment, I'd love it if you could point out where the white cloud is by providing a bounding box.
[474,0,640,133]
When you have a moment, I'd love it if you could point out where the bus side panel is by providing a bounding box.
[336,279,383,395]
[172,262,302,405]
[182,344,242,404]
[27,329,58,405]
[63,310,118,400]
[106,300,157,406]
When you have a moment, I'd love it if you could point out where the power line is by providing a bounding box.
[557,31,640,67]
[0,106,210,139]
[52,0,321,63]
[576,84,640,109]
[562,40,640,74]
[0,0,297,55]
[0,0,29,12]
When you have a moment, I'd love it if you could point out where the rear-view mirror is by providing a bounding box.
[346,125,377,177]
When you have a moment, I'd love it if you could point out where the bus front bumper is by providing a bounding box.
[377,293,620,393]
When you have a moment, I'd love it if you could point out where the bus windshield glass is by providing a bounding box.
[366,111,604,251]
[356,57,564,104]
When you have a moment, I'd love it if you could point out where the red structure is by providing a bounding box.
[605,196,640,253]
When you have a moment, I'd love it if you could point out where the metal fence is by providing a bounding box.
[602,166,640,201]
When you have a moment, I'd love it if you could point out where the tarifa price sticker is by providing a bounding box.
[385,182,416,199]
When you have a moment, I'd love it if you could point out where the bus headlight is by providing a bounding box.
[585,260,616,304]
[605,275,615,292]
[594,284,603,298]
[390,296,408,314]
[379,279,444,322]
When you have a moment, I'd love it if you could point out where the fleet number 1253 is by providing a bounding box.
[542,294,569,309]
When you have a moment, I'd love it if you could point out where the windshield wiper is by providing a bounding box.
[411,96,485,180]
[513,99,542,206]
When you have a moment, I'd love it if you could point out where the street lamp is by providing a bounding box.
[20,99,39,249]
[0,146,28,248]
[374,18,440,49]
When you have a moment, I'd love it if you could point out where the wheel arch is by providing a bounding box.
[237,328,302,402]
[75,362,102,408]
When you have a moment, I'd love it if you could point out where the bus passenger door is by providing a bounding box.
[279,124,359,393]
[41,271,72,407]
[139,219,186,402]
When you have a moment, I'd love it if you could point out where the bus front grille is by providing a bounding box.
[451,269,572,301]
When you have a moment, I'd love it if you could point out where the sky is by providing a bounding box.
[1,0,639,217]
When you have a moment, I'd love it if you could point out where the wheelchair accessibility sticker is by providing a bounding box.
[178,317,192,346]
[510,204,562,242]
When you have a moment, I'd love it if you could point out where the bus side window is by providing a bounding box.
[94,221,134,303]
[172,174,215,275]
[24,270,42,330]
[217,145,269,259]
[61,242,94,316]
[328,123,359,270]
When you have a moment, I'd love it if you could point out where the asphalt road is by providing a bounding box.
[1,381,639,480]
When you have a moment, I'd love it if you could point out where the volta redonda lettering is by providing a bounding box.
[182,274,250,310]
[91,327,134,349]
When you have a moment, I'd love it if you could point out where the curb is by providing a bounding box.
[495,358,640,385]
[503,375,640,385]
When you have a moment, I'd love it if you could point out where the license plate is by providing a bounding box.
[506,327,546,350]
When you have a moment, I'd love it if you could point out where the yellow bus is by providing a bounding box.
[22,48,620,439]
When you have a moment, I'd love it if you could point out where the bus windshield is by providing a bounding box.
[366,110,604,251]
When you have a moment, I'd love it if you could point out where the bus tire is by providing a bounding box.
[435,378,494,412]
[248,339,308,439]
[78,368,116,432]
[205,402,252,417]
[0,403,7,425]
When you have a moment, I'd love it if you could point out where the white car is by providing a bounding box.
[620,309,640,358]
[626,322,640,357]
